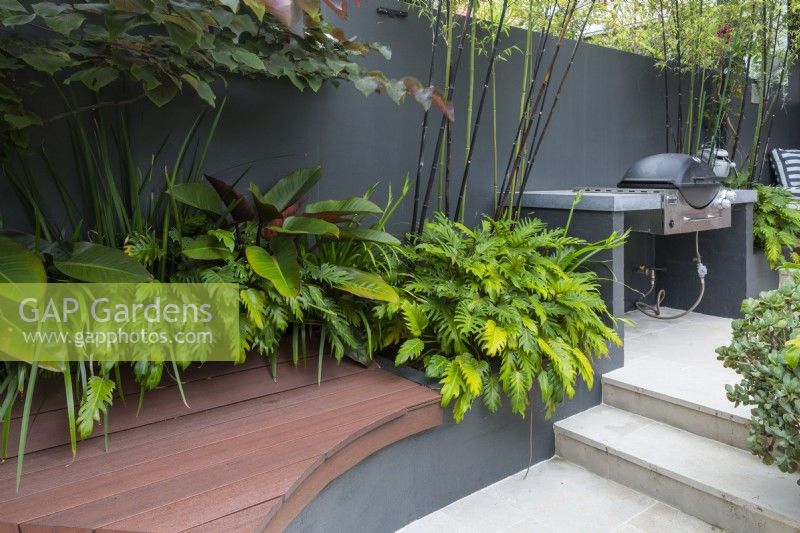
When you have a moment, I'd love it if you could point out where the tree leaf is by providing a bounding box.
[145,81,179,107]
[182,235,233,261]
[246,239,300,298]
[169,182,224,214]
[54,242,153,283]
[109,0,152,14]
[20,49,73,75]
[181,73,215,106]
[331,266,398,303]
[65,66,119,91]
[3,13,36,27]
[261,167,321,211]
[304,197,382,216]
[231,48,266,71]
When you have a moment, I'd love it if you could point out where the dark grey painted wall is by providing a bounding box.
[6,0,796,232]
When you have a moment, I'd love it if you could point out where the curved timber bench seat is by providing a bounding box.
[0,355,442,532]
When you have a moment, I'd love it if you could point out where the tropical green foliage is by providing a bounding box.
[165,169,404,369]
[376,215,625,422]
[0,0,450,155]
[751,184,800,268]
[717,280,800,485]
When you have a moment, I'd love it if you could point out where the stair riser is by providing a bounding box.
[555,431,797,533]
[602,382,749,450]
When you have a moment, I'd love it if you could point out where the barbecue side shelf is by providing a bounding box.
[517,188,771,322]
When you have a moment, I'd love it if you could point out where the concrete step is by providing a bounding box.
[602,357,751,449]
[554,404,800,533]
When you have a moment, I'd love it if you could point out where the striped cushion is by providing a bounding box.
[771,148,800,189]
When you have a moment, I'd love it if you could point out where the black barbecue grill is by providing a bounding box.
[618,153,724,209]
[614,153,735,235]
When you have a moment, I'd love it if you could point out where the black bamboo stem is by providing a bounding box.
[452,0,509,222]
[513,0,596,217]
[495,2,557,212]
[658,0,671,152]
[410,0,444,235]
[495,0,576,218]
[672,0,684,153]
[417,0,476,232]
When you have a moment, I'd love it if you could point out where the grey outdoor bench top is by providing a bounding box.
[518,188,758,212]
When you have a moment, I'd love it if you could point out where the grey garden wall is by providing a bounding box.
[6,0,797,231]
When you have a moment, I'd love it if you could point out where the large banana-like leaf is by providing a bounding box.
[54,242,153,283]
[339,227,400,245]
[182,235,233,261]
[271,216,339,237]
[169,183,224,215]
[304,197,382,215]
[332,266,399,303]
[261,167,321,212]
[246,239,300,298]
[0,235,46,285]
[249,183,282,222]
[206,175,255,222]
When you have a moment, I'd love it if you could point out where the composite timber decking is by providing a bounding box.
[0,353,442,532]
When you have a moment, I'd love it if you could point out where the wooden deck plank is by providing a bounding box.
[179,499,281,533]
[0,371,412,500]
[0,360,443,532]
[1,389,422,525]
[23,410,406,529]
[2,355,365,458]
[0,368,379,483]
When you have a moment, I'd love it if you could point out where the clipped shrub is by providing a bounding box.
[717,280,800,484]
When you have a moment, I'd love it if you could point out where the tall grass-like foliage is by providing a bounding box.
[377,215,625,421]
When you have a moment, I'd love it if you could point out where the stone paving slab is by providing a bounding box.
[397,458,719,533]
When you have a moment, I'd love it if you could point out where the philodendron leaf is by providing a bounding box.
[0,235,46,303]
[54,242,153,283]
[261,167,321,212]
[332,266,399,303]
[272,216,339,237]
[246,239,300,298]
[338,227,400,245]
[169,183,224,215]
[182,235,233,261]
[304,197,383,216]
[395,338,424,365]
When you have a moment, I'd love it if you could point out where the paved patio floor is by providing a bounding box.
[400,309,737,533]
[398,457,719,532]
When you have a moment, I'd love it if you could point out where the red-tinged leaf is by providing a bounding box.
[322,0,347,19]
[432,90,455,122]
[206,175,256,222]
[258,0,304,35]
[281,199,304,218]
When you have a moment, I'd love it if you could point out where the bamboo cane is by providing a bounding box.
[410,0,444,235]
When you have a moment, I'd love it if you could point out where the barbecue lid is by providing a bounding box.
[618,153,722,209]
